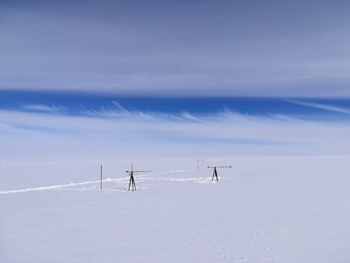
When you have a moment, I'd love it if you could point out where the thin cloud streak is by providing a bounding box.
[285,99,350,114]
[20,104,66,113]
[81,101,289,124]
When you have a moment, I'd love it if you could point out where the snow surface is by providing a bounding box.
[1,156,350,262]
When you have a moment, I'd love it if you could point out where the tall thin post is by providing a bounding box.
[100,165,102,190]
[196,159,204,171]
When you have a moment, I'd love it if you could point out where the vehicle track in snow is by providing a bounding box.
[0,169,216,195]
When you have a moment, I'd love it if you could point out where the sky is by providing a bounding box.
[1,0,350,161]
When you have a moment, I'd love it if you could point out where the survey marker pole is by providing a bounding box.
[100,165,102,190]
[196,159,204,171]
[208,166,231,181]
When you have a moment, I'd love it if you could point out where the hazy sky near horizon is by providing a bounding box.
[1,0,350,97]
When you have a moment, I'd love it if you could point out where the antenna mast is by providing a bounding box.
[126,163,151,191]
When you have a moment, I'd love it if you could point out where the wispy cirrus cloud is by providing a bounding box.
[81,101,290,124]
[285,99,350,115]
[20,104,66,113]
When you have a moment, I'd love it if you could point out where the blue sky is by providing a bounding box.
[1,90,350,120]
[1,1,350,160]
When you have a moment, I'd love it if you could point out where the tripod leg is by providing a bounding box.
[128,177,132,191]
[133,178,137,191]
[214,170,218,181]
[212,171,215,181]
[130,176,136,191]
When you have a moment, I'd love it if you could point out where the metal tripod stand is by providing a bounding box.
[126,163,151,191]
[208,166,231,181]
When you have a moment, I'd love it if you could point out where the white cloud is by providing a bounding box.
[21,104,66,113]
[285,99,350,114]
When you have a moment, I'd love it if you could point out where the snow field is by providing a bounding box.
[1,156,350,262]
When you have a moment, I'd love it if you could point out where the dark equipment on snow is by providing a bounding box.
[126,163,151,191]
[208,166,231,181]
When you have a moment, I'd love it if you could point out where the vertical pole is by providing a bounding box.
[100,165,102,190]
[197,159,204,171]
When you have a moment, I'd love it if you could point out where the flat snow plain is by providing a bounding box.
[1,156,350,263]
